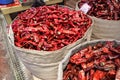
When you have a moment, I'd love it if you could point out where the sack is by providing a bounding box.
[8,23,92,80]
[91,17,120,40]
[64,0,79,9]
[8,6,93,80]
[75,1,79,11]
[57,39,120,80]
[75,1,120,40]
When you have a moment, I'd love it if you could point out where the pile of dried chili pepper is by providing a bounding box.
[78,0,120,20]
[63,41,120,80]
[12,5,92,51]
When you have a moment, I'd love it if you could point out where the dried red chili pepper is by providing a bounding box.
[12,5,92,51]
[63,41,120,80]
[78,0,120,20]
[93,70,106,80]
[78,70,86,80]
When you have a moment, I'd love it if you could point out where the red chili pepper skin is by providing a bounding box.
[93,70,106,80]
[63,70,72,80]
[90,69,95,80]
[115,58,120,67]
[81,63,87,69]
[78,70,86,80]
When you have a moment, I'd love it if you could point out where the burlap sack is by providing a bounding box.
[8,24,92,80]
[91,17,120,40]
[75,1,79,11]
[75,1,120,40]
[57,39,120,80]
[8,9,93,80]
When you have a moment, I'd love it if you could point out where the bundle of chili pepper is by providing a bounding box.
[63,42,120,80]
[78,0,120,20]
[12,5,92,51]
